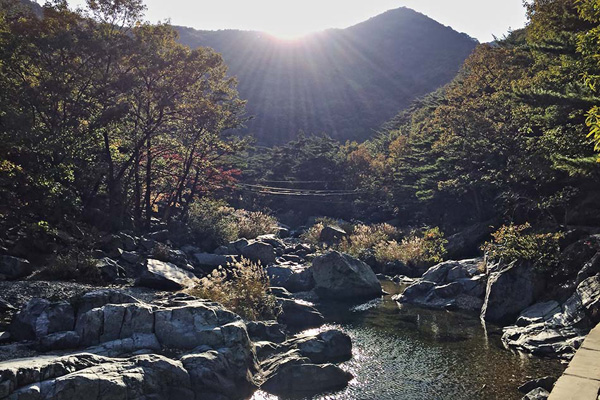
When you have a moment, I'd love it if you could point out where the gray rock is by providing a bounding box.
[136,259,199,291]
[148,229,170,242]
[181,348,257,399]
[267,263,315,293]
[120,251,141,264]
[291,329,352,364]
[1,353,195,400]
[118,233,138,251]
[193,252,229,268]
[0,297,15,312]
[518,376,556,394]
[74,290,140,318]
[522,387,550,400]
[0,331,10,343]
[312,251,382,300]
[516,301,561,327]
[0,255,31,280]
[246,320,287,343]
[260,350,352,397]
[481,260,545,324]
[96,257,122,282]
[39,331,80,351]
[10,299,75,341]
[277,298,324,329]
[241,241,277,265]
[318,225,347,245]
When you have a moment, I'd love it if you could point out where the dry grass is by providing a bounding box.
[374,227,447,268]
[338,223,399,257]
[234,210,278,240]
[190,258,280,321]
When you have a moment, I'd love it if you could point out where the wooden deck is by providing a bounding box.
[548,325,600,399]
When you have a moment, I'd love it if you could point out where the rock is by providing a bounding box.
[0,255,31,280]
[147,229,170,242]
[118,233,138,251]
[193,253,229,269]
[74,290,140,318]
[0,331,10,343]
[181,348,257,399]
[39,331,81,351]
[241,241,277,265]
[230,238,250,253]
[10,299,75,341]
[312,251,382,300]
[140,237,156,251]
[120,250,141,264]
[501,275,600,358]
[516,301,561,327]
[481,260,545,324]
[575,251,600,286]
[136,258,199,291]
[522,387,550,400]
[1,353,195,400]
[260,350,352,397]
[318,225,347,244]
[256,234,285,249]
[445,222,494,259]
[0,298,15,312]
[95,257,122,282]
[277,298,324,329]
[291,329,352,364]
[267,263,315,293]
[518,376,556,394]
[246,320,287,343]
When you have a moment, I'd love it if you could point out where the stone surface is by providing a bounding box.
[519,376,556,394]
[267,262,315,293]
[136,259,199,291]
[246,320,287,343]
[260,350,352,397]
[312,251,382,300]
[394,258,485,311]
[10,299,75,341]
[481,260,545,324]
[0,353,195,400]
[277,298,325,330]
[523,387,550,400]
[241,241,277,265]
[0,256,31,280]
[318,225,347,245]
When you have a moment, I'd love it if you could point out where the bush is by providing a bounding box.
[187,198,239,248]
[234,209,278,239]
[39,250,102,283]
[481,223,563,271]
[190,258,280,321]
[338,223,400,257]
[374,227,447,268]
[187,198,280,248]
[301,217,354,246]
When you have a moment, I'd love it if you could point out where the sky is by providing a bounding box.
[64,0,529,42]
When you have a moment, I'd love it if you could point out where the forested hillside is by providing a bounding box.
[177,8,477,144]
[241,0,600,235]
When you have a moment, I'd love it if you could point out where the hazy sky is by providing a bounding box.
[65,0,528,42]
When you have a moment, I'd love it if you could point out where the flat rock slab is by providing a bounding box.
[137,259,199,290]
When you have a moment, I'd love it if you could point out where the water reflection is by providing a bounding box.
[253,280,565,400]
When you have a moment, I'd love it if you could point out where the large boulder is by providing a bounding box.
[260,349,352,397]
[136,259,199,290]
[394,258,486,312]
[312,251,382,300]
[318,225,347,245]
[10,299,75,341]
[0,353,195,400]
[502,275,600,358]
[241,241,277,265]
[481,260,545,324]
[277,298,325,330]
[267,262,315,293]
[0,255,32,280]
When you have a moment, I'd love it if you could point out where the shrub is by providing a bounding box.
[187,198,239,248]
[481,223,563,271]
[190,258,280,321]
[338,223,400,257]
[301,222,326,245]
[374,227,447,268]
[39,250,102,283]
[234,210,278,239]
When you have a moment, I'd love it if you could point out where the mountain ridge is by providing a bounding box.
[176,7,477,145]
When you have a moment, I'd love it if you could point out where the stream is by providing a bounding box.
[253,280,566,400]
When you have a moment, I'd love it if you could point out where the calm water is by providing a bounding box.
[253,281,566,400]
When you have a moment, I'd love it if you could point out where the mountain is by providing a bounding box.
[176,8,477,145]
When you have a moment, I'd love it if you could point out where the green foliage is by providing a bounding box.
[190,258,280,321]
[233,209,278,240]
[374,227,447,268]
[39,250,102,283]
[187,198,238,248]
[481,223,564,271]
